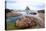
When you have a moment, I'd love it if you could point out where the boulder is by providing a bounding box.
[16,16,37,29]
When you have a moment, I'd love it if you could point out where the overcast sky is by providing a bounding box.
[6,0,44,10]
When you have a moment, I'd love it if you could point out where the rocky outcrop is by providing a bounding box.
[6,11,22,17]
[5,9,13,13]
[16,16,37,29]
[16,16,45,29]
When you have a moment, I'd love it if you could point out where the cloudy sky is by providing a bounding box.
[6,0,44,10]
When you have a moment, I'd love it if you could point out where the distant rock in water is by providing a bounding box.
[37,10,45,13]
[5,9,13,13]
[6,12,22,17]
[5,9,22,17]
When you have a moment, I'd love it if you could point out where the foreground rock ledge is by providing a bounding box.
[16,16,45,29]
